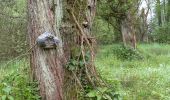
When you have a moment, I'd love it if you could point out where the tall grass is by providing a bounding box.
[1,43,170,99]
[95,43,170,100]
[0,58,28,79]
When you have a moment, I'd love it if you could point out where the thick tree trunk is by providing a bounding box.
[61,0,98,100]
[121,20,128,46]
[121,18,137,49]
[27,0,64,100]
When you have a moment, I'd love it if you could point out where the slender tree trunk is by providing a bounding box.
[27,0,64,100]
[163,0,166,22]
[140,7,149,42]
[156,0,162,26]
[167,0,170,22]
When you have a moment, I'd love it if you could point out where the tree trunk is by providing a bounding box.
[121,19,128,46]
[163,0,166,23]
[140,8,149,42]
[167,0,170,22]
[156,0,162,26]
[61,0,98,99]
[27,0,64,100]
[121,18,137,49]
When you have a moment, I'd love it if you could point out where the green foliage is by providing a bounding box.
[0,73,40,100]
[66,51,91,71]
[86,87,120,100]
[66,59,84,71]
[152,22,170,43]
[93,17,116,44]
[0,83,14,100]
[112,45,143,60]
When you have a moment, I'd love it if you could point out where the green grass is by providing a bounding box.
[95,43,170,100]
[0,58,28,80]
[1,43,170,100]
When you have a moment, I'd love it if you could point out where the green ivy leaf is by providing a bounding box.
[97,95,102,100]
[86,90,97,97]
[71,60,78,66]
[1,95,7,100]
[103,94,112,100]
[8,95,14,100]
[2,86,12,94]
[97,87,107,93]
[79,61,84,67]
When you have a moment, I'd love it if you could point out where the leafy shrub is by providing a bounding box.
[152,22,170,43]
[112,45,143,60]
[0,70,40,100]
[86,87,120,100]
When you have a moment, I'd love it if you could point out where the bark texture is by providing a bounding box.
[121,13,137,49]
[27,0,64,100]
[61,0,98,99]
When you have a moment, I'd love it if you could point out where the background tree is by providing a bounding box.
[167,0,170,22]
[156,0,162,26]
[138,0,150,42]
[98,0,142,49]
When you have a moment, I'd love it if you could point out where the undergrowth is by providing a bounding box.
[1,43,170,100]
[96,43,170,100]
[112,45,144,60]
[0,58,40,100]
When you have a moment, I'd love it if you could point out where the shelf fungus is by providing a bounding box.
[36,32,60,49]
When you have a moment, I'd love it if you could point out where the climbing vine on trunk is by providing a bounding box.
[61,0,107,99]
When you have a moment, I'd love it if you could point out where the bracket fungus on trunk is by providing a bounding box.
[36,32,60,49]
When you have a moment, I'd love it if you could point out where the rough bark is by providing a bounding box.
[27,0,64,100]
[61,0,98,99]
[120,14,137,49]
[84,0,97,64]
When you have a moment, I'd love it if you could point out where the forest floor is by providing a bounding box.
[96,43,170,100]
[0,43,170,100]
